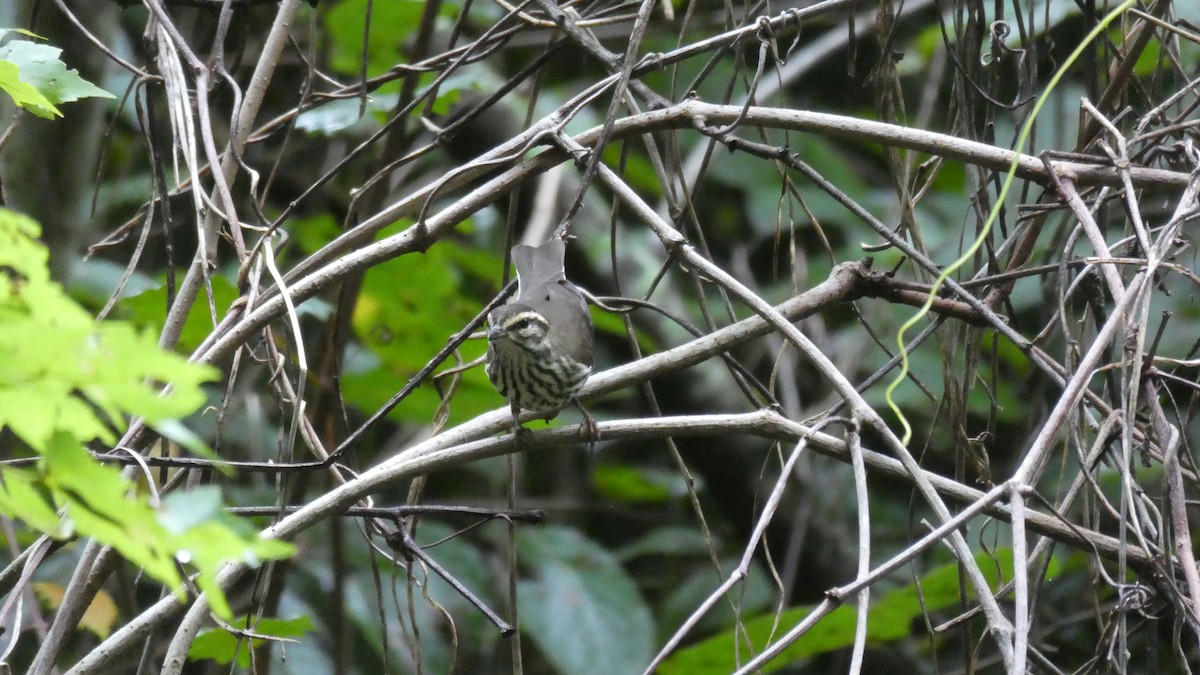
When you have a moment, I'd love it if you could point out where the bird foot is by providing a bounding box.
[512,424,532,451]
[574,401,601,448]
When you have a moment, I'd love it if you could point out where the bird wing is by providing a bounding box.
[532,280,594,367]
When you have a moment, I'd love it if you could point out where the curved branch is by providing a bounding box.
[74,408,1159,672]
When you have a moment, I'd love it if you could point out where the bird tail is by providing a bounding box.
[512,238,566,298]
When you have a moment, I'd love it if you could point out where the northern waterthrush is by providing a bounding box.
[485,238,594,432]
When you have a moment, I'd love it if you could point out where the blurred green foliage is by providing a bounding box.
[0,208,292,619]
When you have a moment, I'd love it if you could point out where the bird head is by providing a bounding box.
[487,307,550,352]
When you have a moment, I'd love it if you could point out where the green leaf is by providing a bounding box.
[0,468,64,535]
[591,464,683,504]
[601,144,662,197]
[0,208,292,620]
[0,37,114,106]
[322,0,428,76]
[33,439,294,619]
[660,557,776,638]
[0,59,59,118]
[340,242,501,424]
[660,547,1060,673]
[616,526,711,562]
[0,319,217,445]
[312,519,495,671]
[291,213,344,255]
[158,486,225,534]
[119,275,239,352]
[173,519,295,618]
[157,488,295,619]
[0,383,106,450]
[705,134,872,236]
[0,209,221,451]
[152,418,221,465]
[189,615,314,667]
[43,433,185,595]
[0,210,72,309]
[0,31,112,119]
[296,94,396,136]
[292,72,471,135]
[517,527,655,675]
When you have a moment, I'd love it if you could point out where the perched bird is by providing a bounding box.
[485,238,594,437]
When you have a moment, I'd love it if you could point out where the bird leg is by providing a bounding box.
[509,402,532,451]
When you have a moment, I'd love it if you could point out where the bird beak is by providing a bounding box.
[486,323,503,340]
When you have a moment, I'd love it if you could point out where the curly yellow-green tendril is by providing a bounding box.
[884,0,1138,446]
